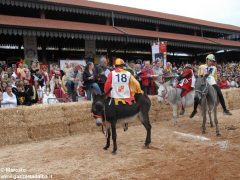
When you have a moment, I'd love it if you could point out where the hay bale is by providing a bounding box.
[28,122,69,141]
[62,103,92,124]
[2,108,25,127]
[0,131,7,147]
[24,105,65,126]
[4,127,29,145]
[69,121,98,135]
[0,110,4,126]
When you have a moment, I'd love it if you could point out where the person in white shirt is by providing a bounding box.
[1,85,17,108]
[190,54,232,118]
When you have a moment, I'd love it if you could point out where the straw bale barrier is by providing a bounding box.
[0,89,240,147]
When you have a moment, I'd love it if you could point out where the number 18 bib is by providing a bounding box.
[111,71,131,98]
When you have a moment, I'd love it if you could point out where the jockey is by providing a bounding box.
[104,58,143,105]
[190,54,232,118]
[176,64,195,115]
[176,64,195,97]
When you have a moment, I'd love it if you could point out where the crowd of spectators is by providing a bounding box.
[0,57,240,109]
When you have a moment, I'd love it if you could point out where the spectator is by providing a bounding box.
[2,71,9,83]
[98,56,110,78]
[17,62,26,80]
[42,79,56,104]
[1,85,17,108]
[163,62,173,82]
[53,75,66,99]
[1,81,7,92]
[219,76,230,89]
[95,57,110,92]
[141,61,154,95]
[83,62,102,100]
[15,84,27,105]
[42,65,50,85]
[60,70,68,94]
[30,61,40,80]
[23,79,33,106]
[153,60,164,82]
[31,80,41,104]
[127,61,137,76]
[135,63,142,88]
[23,69,32,85]
[66,65,83,102]
[230,76,238,88]
[234,77,240,88]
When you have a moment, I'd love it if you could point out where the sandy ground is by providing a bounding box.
[0,110,240,180]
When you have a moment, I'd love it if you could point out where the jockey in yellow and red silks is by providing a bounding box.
[104,58,142,105]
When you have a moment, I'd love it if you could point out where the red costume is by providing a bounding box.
[177,68,194,97]
[219,79,229,89]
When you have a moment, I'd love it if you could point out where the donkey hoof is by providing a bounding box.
[103,146,109,150]
[111,150,117,155]
[144,144,150,149]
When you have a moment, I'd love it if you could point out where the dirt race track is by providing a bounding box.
[0,110,240,180]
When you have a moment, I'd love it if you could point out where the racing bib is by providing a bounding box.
[111,71,131,98]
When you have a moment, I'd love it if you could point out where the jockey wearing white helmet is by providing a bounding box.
[190,54,232,118]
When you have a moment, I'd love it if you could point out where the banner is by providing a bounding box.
[151,41,167,68]
[59,60,86,70]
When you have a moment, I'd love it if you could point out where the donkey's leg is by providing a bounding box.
[172,104,178,126]
[139,112,152,147]
[208,111,214,127]
[214,108,221,136]
[201,105,207,134]
[103,128,111,150]
[111,122,117,154]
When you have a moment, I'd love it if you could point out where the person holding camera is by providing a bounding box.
[83,62,101,100]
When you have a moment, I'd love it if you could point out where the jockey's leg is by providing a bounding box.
[180,89,185,115]
[190,98,199,118]
[212,84,232,115]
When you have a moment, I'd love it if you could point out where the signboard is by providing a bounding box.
[24,36,38,62]
[151,41,167,68]
[59,60,87,70]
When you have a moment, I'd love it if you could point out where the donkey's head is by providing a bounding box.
[92,94,106,126]
[156,79,174,103]
[91,88,112,126]
[157,82,167,103]
[194,76,209,103]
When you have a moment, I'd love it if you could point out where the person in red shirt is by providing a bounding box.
[219,76,229,89]
[140,61,154,95]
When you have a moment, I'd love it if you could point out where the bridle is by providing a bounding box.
[92,104,108,138]
[195,80,209,97]
[158,84,169,100]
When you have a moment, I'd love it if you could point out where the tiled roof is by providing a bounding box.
[42,0,240,32]
[1,15,240,48]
